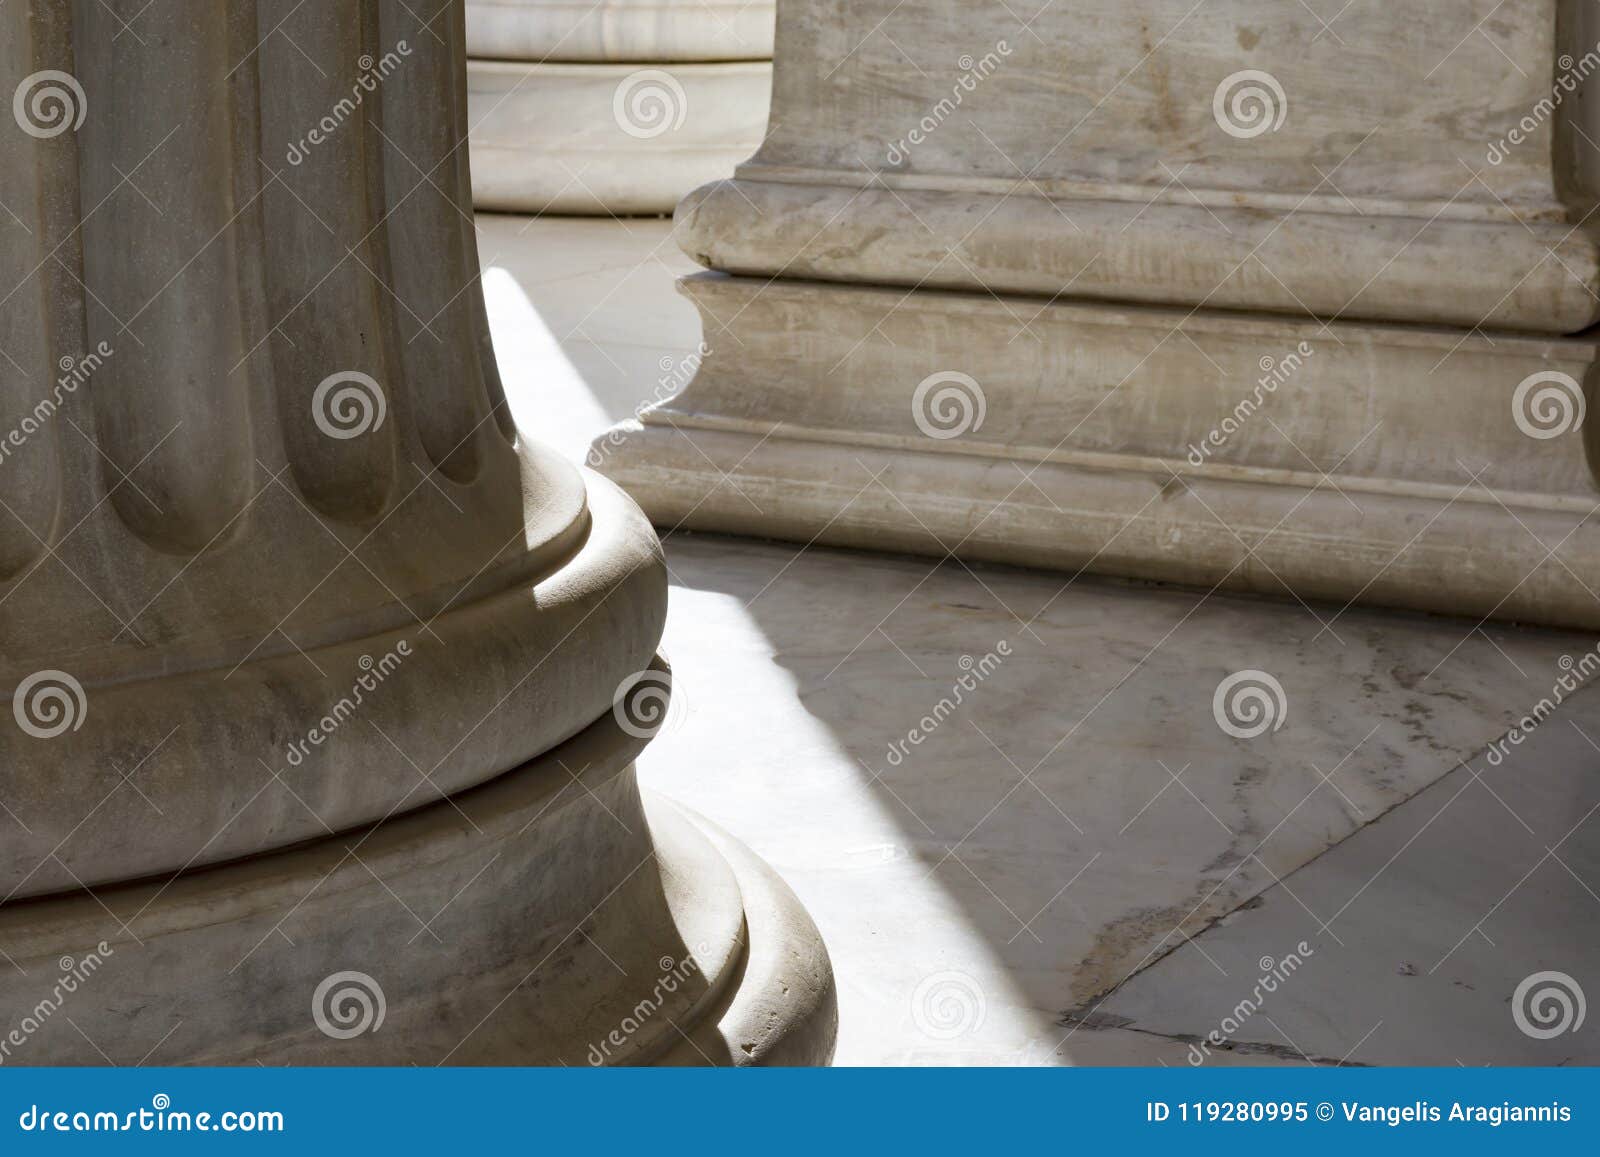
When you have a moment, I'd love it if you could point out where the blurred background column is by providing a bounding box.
[466,0,773,214]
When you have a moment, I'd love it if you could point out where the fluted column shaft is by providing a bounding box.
[0,0,659,899]
[0,0,834,1068]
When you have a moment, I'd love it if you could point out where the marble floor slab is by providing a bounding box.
[477,214,698,464]
[1076,688,1600,1067]
[646,535,1594,1064]
[478,212,1599,1065]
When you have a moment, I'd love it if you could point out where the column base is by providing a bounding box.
[466,60,769,215]
[596,273,1600,630]
[0,693,836,1067]
[465,0,774,63]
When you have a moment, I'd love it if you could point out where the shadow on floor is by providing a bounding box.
[646,528,1598,1065]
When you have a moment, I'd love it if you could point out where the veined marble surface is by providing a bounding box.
[480,213,1598,1065]
[646,535,1594,1065]
[1080,694,1600,1067]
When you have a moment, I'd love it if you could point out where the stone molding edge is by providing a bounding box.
[466,59,771,215]
[465,0,775,63]
[647,274,1600,510]
[647,801,839,1066]
[0,686,836,1066]
[731,162,1585,228]
[0,472,667,901]
[595,273,1600,629]
[673,177,1600,333]
[0,443,594,691]
[641,408,1600,518]
[600,420,1600,630]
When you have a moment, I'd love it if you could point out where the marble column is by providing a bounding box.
[465,0,773,214]
[600,0,1600,630]
[0,0,832,1065]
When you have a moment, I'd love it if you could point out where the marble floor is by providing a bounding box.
[478,213,1600,1067]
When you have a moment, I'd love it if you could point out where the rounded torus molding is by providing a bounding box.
[0,692,837,1065]
[465,0,775,63]
[0,473,668,898]
[466,59,770,215]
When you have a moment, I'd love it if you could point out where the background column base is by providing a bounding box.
[597,274,1600,631]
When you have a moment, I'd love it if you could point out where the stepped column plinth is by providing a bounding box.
[600,0,1600,630]
[464,0,773,215]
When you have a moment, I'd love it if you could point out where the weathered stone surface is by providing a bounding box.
[468,59,769,215]
[689,0,1600,331]
[0,0,831,1066]
[464,0,774,214]
[598,0,1600,629]
[0,698,835,1066]
[466,0,773,62]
